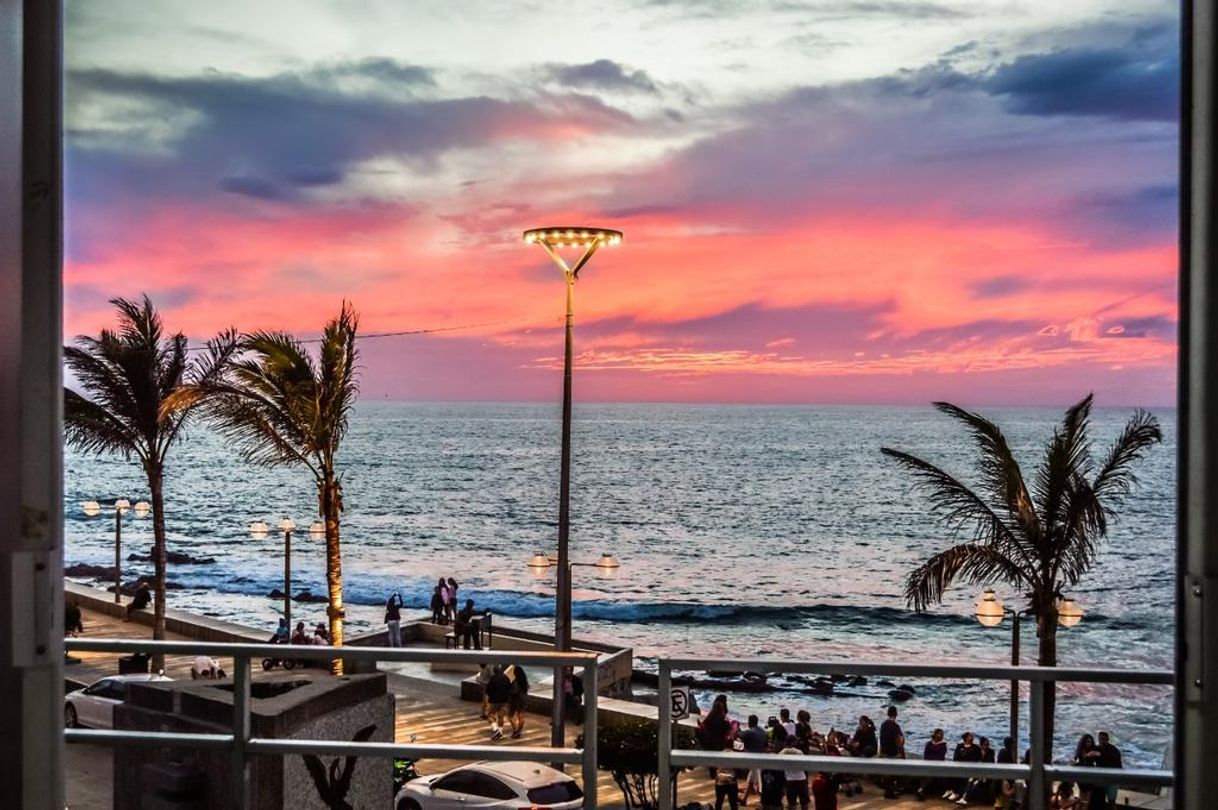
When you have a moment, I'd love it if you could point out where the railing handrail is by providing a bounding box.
[63,637,600,809]
[656,656,1174,810]
[661,656,1175,684]
[65,637,598,665]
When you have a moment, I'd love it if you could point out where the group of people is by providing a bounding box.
[270,617,332,646]
[697,699,1126,810]
[429,577,461,624]
[477,662,530,740]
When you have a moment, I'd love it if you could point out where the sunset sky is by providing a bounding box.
[64,0,1179,405]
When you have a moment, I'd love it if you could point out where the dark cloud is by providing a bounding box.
[809,1,969,20]
[1101,314,1176,340]
[66,60,633,204]
[970,276,1030,300]
[218,174,289,200]
[544,59,660,94]
[986,24,1178,121]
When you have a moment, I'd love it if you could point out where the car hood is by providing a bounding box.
[405,774,442,794]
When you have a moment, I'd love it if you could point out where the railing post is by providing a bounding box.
[1029,679,1046,810]
[582,659,599,809]
[657,659,672,810]
[231,656,251,810]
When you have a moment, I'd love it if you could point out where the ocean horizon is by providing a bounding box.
[63,401,1176,766]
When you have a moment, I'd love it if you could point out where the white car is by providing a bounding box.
[395,761,584,810]
[64,673,171,729]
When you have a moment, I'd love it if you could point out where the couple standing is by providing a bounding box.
[431,577,460,624]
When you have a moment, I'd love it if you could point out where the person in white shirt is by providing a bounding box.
[191,655,224,679]
[780,736,809,810]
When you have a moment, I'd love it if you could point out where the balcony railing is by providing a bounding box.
[64,638,600,809]
[65,641,1176,810]
[657,656,1174,810]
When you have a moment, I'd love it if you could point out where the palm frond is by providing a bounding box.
[63,390,143,460]
[932,402,1042,547]
[904,542,1033,611]
[1031,394,1094,539]
[1091,409,1163,508]
[881,448,1039,574]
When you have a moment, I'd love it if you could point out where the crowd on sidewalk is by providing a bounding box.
[696,696,1125,810]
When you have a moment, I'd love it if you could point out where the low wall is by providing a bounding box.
[65,580,265,643]
[347,617,633,696]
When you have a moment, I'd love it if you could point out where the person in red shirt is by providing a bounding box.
[810,772,836,810]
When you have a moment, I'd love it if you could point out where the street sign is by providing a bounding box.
[670,686,691,720]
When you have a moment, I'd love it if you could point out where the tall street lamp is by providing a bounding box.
[976,588,1085,749]
[527,550,621,747]
[522,226,622,748]
[250,517,324,634]
[83,498,149,602]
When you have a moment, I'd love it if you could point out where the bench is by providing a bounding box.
[444,618,494,649]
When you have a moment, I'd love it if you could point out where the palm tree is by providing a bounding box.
[881,394,1161,756]
[190,302,360,670]
[64,296,237,667]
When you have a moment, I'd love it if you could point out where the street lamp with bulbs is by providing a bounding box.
[522,225,621,748]
[976,588,1085,748]
[526,549,621,747]
[82,497,149,603]
[249,516,324,633]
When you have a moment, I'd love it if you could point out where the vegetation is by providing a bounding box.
[185,302,361,671]
[882,394,1161,755]
[63,296,237,666]
[577,722,696,809]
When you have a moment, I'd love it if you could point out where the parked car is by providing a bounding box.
[64,673,171,729]
[394,761,584,810]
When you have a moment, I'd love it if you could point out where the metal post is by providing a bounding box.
[1028,679,1046,810]
[283,529,291,634]
[114,507,122,603]
[0,0,64,805]
[658,660,673,810]
[231,656,251,809]
[552,272,575,750]
[581,659,598,809]
[1180,4,1218,809]
[1010,612,1020,750]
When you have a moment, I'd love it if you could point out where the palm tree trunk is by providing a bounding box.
[1036,608,1059,761]
[147,462,167,671]
[321,471,344,674]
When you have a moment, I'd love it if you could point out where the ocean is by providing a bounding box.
[63,402,1176,766]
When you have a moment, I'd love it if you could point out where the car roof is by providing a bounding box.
[471,761,570,787]
[95,674,172,683]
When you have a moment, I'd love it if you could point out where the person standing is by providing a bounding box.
[455,599,480,649]
[810,771,836,810]
[714,742,741,810]
[780,735,809,810]
[779,708,796,739]
[506,663,530,739]
[438,578,451,623]
[1096,732,1123,808]
[430,585,444,624]
[849,715,877,758]
[740,715,768,806]
[759,765,786,810]
[384,592,403,647]
[447,577,460,622]
[485,665,512,740]
[878,706,904,799]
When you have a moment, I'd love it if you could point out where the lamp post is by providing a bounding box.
[527,550,621,747]
[523,226,622,748]
[250,517,324,634]
[82,498,148,602]
[977,589,1085,749]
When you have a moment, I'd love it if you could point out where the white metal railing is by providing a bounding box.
[657,657,1174,810]
[64,638,600,808]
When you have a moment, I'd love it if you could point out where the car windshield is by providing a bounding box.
[526,782,583,805]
